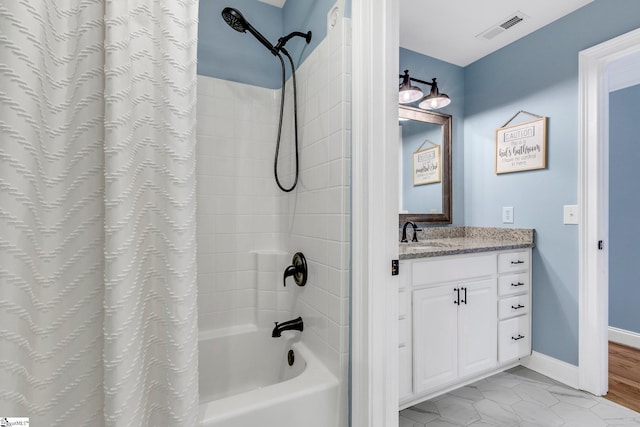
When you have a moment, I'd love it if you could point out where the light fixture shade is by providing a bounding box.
[399,70,423,104]
[418,78,451,110]
[418,93,451,110]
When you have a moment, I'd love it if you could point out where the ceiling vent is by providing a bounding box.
[476,11,529,41]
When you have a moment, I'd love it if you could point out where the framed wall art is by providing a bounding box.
[495,116,547,174]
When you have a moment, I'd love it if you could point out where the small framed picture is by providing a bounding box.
[495,117,547,174]
[413,145,441,186]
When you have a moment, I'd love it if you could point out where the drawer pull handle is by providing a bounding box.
[511,282,525,287]
[512,334,525,341]
[511,304,525,310]
[511,260,525,265]
[453,288,460,305]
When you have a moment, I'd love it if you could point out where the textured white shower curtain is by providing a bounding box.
[0,1,199,425]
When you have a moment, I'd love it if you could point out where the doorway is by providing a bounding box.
[578,27,640,396]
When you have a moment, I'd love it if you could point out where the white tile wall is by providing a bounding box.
[286,16,351,381]
[196,76,283,332]
[196,17,351,425]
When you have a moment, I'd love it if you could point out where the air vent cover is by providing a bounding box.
[500,15,524,30]
[476,11,529,41]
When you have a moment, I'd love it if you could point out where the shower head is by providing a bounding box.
[221,7,279,56]
[221,7,246,32]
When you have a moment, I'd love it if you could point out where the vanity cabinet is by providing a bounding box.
[399,248,532,409]
[413,277,496,393]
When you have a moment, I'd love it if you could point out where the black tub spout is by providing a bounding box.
[272,316,304,337]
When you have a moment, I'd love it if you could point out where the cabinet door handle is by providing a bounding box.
[511,260,525,265]
[453,288,460,305]
[511,334,525,341]
[511,304,525,310]
[460,287,467,304]
[511,282,525,287]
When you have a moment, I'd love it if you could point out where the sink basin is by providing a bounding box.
[400,242,454,254]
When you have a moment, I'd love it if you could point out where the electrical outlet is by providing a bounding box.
[502,206,514,224]
[564,205,579,225]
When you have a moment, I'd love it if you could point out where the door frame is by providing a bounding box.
[351,0,399,426]
[577,27,640,396]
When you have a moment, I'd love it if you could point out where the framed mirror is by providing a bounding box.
[399,105,452,224]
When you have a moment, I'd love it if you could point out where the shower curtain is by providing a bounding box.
[0,1,199,425]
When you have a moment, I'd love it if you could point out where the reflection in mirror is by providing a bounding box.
[400,119,443,213]
[399,106,452,224]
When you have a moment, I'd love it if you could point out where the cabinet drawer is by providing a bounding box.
[498,294,529,319]
[412,253,496,287]
[498,273,529,296]
[498,251,530,274]
[498,315,530,362]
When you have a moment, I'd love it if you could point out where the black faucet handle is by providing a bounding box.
[283,252,308,287]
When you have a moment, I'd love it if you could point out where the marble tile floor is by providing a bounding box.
[400,366,640,427]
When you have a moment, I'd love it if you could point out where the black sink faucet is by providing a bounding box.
[401,221,420,243]
[272,316,304,337]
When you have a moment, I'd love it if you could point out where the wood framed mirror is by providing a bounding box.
[399,105,452,224]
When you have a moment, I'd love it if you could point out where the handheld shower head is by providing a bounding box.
[221,7,278,56]
[221,7,247,32]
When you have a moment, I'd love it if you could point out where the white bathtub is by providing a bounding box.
[198,327,339,427]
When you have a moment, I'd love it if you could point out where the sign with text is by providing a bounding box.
[413,145,441,186]
[495,117,547,174]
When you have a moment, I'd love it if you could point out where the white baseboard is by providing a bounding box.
[609,326,640,350]
[520,351,579,389]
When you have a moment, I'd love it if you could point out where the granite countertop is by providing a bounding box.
[399,226,535,260]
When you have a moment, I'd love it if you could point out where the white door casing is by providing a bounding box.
[578,27,640,396]
[351,0,400,426]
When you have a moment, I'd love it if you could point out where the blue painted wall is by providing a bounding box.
[283,0,339,67]
[198,0,283,88]
[464,0,640,365]
[399,48,465,225]
[198,0,339,88]
[609,84,640,335]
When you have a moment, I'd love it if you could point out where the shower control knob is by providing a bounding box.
[283,252,308,287]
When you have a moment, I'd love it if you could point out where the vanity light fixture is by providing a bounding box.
[399,70,423,104]
[398,70,451,110]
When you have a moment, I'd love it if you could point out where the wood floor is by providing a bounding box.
[605,341,640,413]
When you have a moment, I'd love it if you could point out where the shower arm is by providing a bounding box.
[274,31,312,53]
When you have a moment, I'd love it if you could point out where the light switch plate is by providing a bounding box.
[564,205,579,225]
[502,206,514,224]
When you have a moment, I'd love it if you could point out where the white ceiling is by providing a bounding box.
[255,0,595,66]
[400,0,593,67]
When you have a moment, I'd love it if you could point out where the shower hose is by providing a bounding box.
[274,48,300,193]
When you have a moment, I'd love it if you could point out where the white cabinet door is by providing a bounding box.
[457,278,498,378]
[413,285,458,393]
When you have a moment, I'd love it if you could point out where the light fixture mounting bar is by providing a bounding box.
[398,74,436,87]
